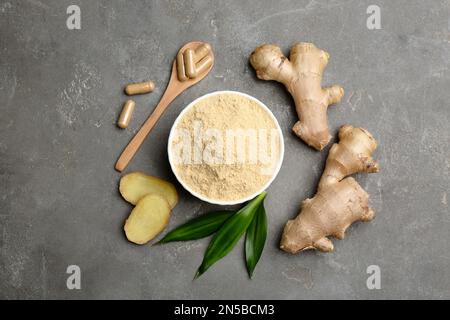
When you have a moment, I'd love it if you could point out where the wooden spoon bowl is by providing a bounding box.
[115,41,214,172]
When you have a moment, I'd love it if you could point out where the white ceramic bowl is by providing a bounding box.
[167,90,284,205]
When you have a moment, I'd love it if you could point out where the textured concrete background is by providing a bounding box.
[0,0,449,299]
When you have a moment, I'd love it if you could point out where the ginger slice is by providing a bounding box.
[124,194,171,245]
[119,172,178,209]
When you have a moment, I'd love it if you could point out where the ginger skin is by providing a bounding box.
[250,42,344,150]
[280,125,379,254]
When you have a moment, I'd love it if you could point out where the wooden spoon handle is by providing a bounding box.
[115,90,177,172]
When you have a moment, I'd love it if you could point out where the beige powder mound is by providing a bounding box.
[171,92,281,202]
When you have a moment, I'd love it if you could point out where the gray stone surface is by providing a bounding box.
[0,0,449,299]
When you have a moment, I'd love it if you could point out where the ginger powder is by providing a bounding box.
[170,92,283,203]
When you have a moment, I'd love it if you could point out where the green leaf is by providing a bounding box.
[156,211,235,244]
[245,201,267,278]
[195,192,267,279]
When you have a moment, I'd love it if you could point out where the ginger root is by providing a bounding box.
[280,125,379,254]
[250,42,344,150]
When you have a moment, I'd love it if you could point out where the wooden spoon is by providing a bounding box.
[115,41,214,172]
